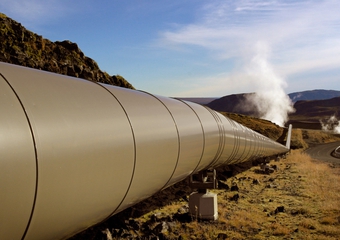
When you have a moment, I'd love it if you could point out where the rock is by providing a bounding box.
[275,206,285,214]
[166,221,177,232]
[259,163,275,174]
[102,228,113,240]
[149,235,160,240]
[127,218,140,230]
[55,40,80,53]
[111,228,124,238]
[173,212,191,223]
[153,221,169,235]
[218,180,230,190]
[252,179,260,184]
[177,205,189,214]
[265,167,275,174]
[260,163,268,170]
[151,213,163,222]
[272,164,279,170]
[217,233,228,239]
[230,193,239,202]
[230,184,239,191]
[120,229,135,238]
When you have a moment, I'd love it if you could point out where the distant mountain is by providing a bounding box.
[189,90,340,116]
[206,92,340,130]
[177,97,218,105]
[292,97,340,117]
[206,93,256,115]
[287,96,340,129]
[288,89,340,102]
[207,90,340,113]
[0,13,134,89]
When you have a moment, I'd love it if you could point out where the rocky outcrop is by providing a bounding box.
[0,13,134,89]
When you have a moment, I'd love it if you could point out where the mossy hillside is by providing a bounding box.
[0,13,134,89]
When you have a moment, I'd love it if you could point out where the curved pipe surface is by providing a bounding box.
[0,62,289,240]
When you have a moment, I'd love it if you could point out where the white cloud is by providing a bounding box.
[0,0,77,27]
[159,0,340,85]
[158,0,340,124]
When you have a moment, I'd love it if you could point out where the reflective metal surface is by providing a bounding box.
[0,73,37,240]
[0,62,289,240]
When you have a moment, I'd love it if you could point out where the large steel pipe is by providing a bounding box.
[0,62,289,240]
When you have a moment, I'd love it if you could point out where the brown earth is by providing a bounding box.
[69,150,340,240]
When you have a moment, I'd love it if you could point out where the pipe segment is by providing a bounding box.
[0,62,289,240]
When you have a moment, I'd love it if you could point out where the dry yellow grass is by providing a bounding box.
[129,150,340,239]
[290,129,309,148]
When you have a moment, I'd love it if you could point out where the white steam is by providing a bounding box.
[320,115,340,134]
[242,42,295,126]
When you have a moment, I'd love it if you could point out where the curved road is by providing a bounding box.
[305,141,340,165]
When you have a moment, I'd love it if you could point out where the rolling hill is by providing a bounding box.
[206,92,340,130]
[289,89,340,102]
[287,96,340,129]
[179,89,340,106]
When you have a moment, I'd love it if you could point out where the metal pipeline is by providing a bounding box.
[0,62,289,240]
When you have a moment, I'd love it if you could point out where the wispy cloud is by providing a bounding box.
[0,0,77,28]
[158,0,339,125]
[159,0,340,94]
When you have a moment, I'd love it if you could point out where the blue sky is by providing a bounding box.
[1,0,340,97]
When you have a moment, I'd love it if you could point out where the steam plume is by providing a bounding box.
[320,115,340,134]
[242,42,295,126]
